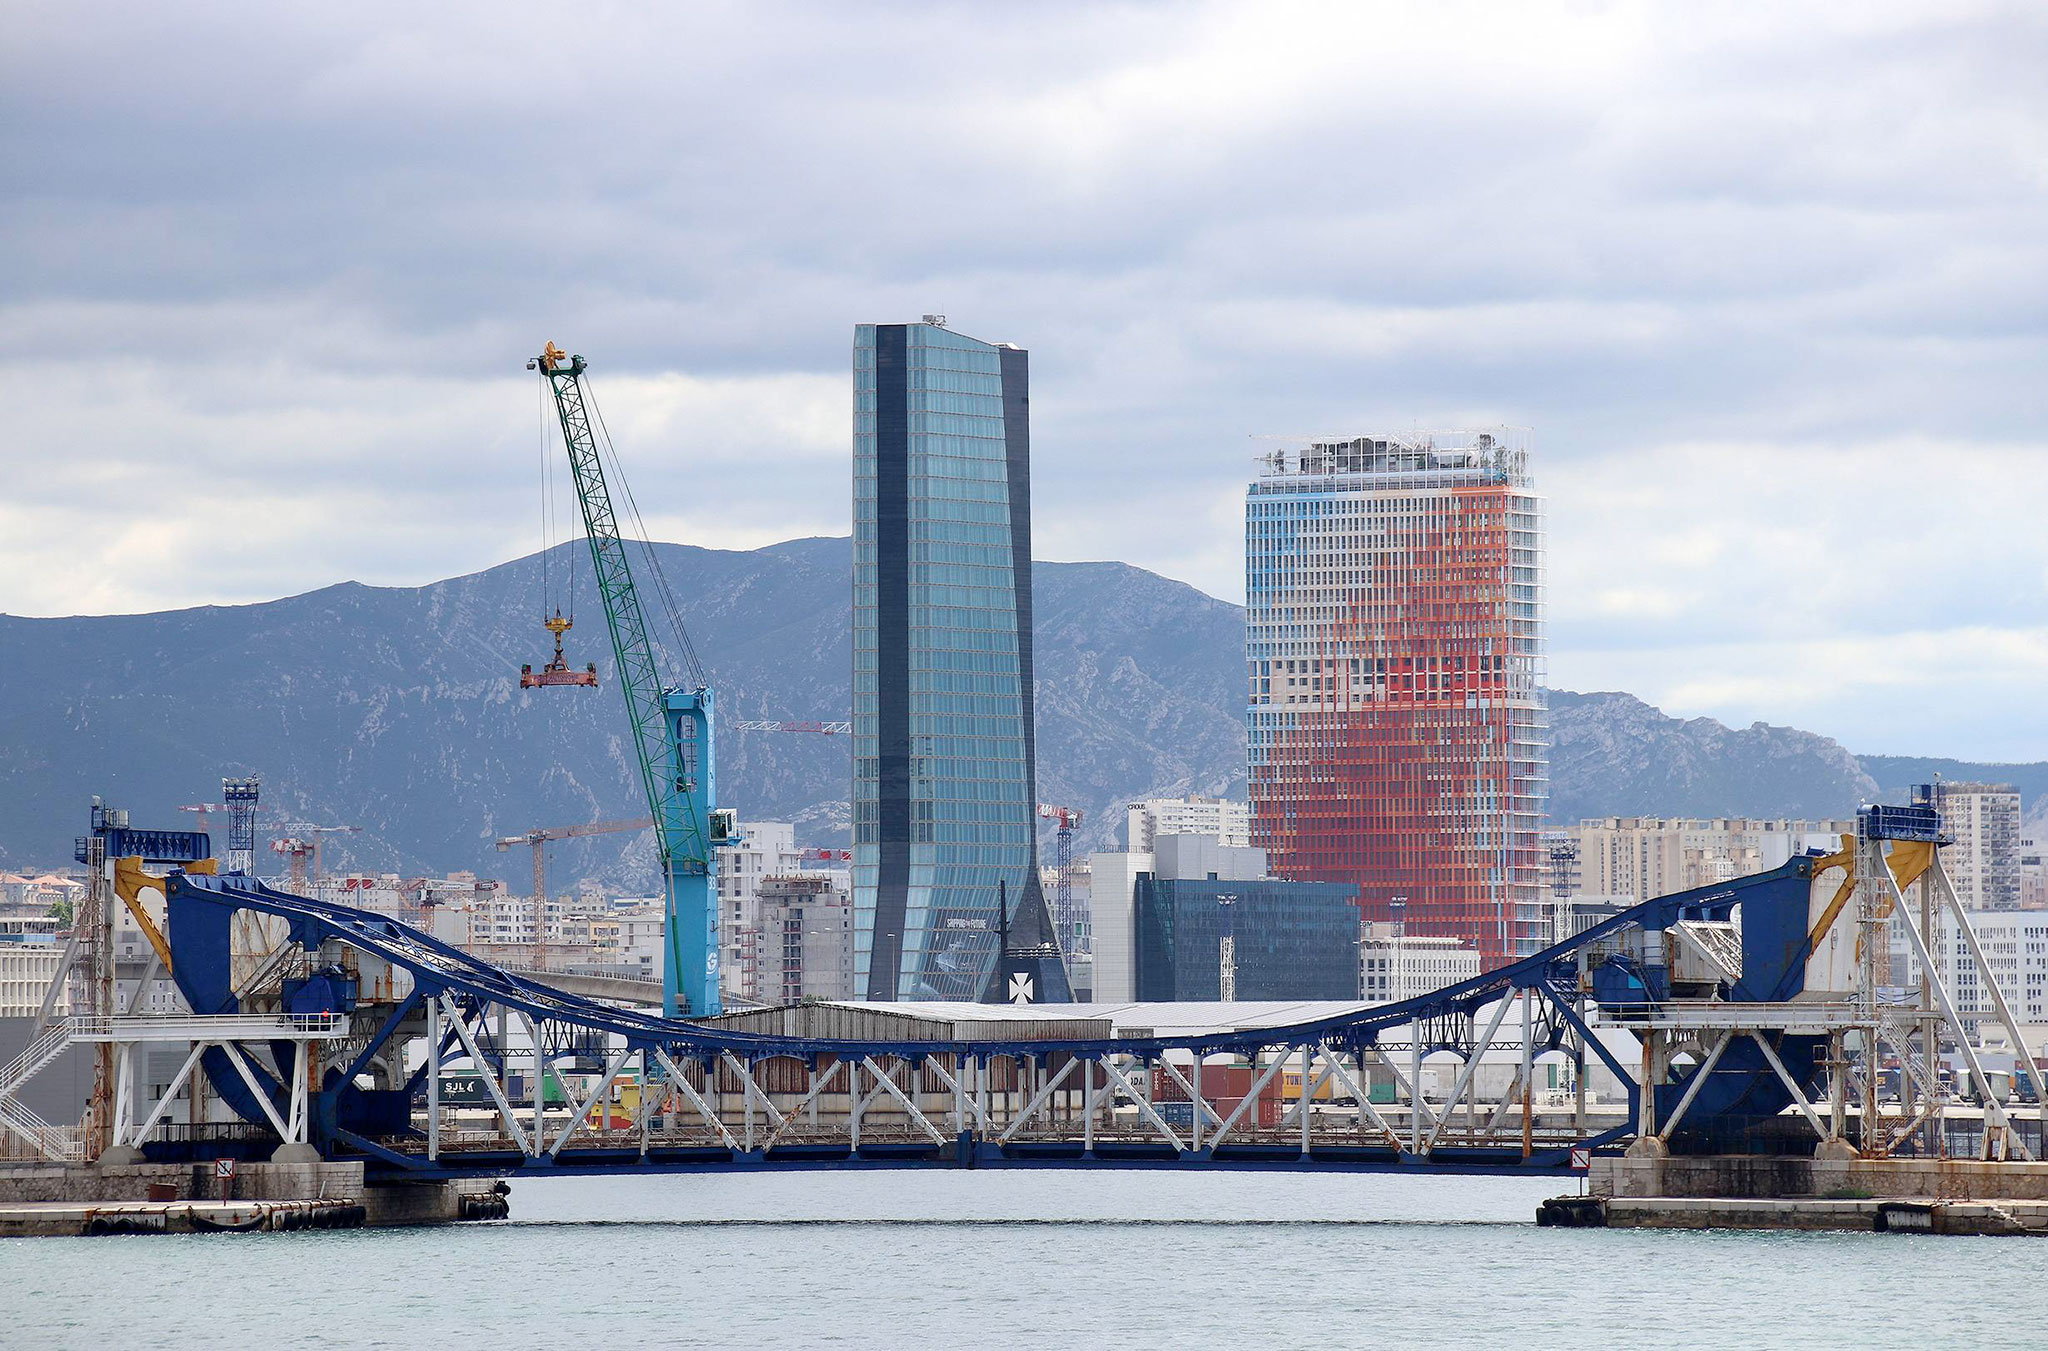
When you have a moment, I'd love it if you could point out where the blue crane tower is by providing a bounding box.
[528,343,731,1017]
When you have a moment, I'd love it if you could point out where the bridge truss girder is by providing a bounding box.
[71,855,2041,1177]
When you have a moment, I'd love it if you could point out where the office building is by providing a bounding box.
[1892,909,2048,1028]
[1246,431,1546,965]
[852,319,1067,1002]
[1358,925,1481,1003]
[1134,876,1360,1001]
[1089,799,1263,1003]
[0,942,65,1018]
[1936,783,2022,911]
[1086,850,1152,1003]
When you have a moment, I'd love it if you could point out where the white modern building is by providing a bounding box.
[1358,924,1482,1003]
[1892,908,2048,1027]
[1086,851,1152,1004]
[1127,796,1251,853]
[0,943,65,1017]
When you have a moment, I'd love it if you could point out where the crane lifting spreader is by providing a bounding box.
[525,341,733,1017]
[520,609,598,688]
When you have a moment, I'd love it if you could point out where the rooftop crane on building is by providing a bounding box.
[269,823,360,892]
[270,837,314,892]
[495,816,652,969]
[525,341,733,1016]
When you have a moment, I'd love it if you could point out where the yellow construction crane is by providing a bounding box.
[495,817,651,968]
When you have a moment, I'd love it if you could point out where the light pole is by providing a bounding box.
[1216,892,1240,1002]
[1389,895,1408,998]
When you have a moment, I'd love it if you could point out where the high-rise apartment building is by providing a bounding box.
[1245,432,1546,965]
[1127,796,1252,852]
[2021,838,2045,910]
[1568,817,1853,903]
[852,320,1068,1002]
[755,874,857,1005]
[1935,782,2021,911]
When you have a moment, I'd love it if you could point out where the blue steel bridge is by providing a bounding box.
[10,806,2033,1182]
[128,855,1861,1178]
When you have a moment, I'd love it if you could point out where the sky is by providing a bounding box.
[4,1,2045,759]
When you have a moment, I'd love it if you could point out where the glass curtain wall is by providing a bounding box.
[853,322,1050,999]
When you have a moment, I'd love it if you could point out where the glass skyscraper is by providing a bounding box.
[1245,432,1548,966]
[852,320,1068,1001]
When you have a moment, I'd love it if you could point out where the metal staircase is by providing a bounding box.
[0,1020,86,1162]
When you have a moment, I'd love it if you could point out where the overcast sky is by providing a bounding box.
[5,1,2044,759]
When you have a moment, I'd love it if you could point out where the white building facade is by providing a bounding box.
[1358,925,1482,1003]
[1127,797,1251,853]
[1892,909,2048,1027]
[1569,817,1854,904]
[1090,797,1260,1004]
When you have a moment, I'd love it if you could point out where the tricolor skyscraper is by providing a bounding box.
[852,320,1069,1002]
[1245,432,1548,966]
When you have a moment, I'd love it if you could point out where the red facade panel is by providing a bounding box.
[1249,474,1544,968]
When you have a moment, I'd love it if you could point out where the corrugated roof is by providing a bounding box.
[818,999,1379,1039]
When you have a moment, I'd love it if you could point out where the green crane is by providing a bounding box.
[527,342,729,1016]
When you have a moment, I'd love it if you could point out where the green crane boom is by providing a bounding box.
[529,342,724,1016]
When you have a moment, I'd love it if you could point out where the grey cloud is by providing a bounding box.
[2,0,2045,756]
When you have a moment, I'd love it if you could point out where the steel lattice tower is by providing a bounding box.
[222,777,260,875]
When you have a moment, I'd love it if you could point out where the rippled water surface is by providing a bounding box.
[5,1171,2038,1349]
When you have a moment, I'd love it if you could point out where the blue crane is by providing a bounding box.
[527,342,729,1017]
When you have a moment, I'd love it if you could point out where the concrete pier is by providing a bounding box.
[0,1196,369,1237]
[1595,1153,2048,1203]
[0,1161,504,1234]
[1538,1155,2048,1236]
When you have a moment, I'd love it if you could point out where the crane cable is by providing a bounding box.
[583,371,709,692]
[537,368,580,624]
[537,372,552,616]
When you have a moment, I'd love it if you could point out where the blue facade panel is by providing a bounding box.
[1134,877,1361,1002]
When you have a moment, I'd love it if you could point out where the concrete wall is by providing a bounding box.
[1595,1154,2048,1202]
[0,1160,496,1225]
[0,1160,366,1203]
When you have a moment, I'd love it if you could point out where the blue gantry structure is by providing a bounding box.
[122,851,1872,1181]
[15,793,2030,1180]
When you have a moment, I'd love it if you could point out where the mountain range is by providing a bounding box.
[3,537,2040,888]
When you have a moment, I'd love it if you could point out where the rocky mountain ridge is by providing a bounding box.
[3,538,2037,887]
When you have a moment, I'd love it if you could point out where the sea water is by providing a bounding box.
[2,1171,2036,1349]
